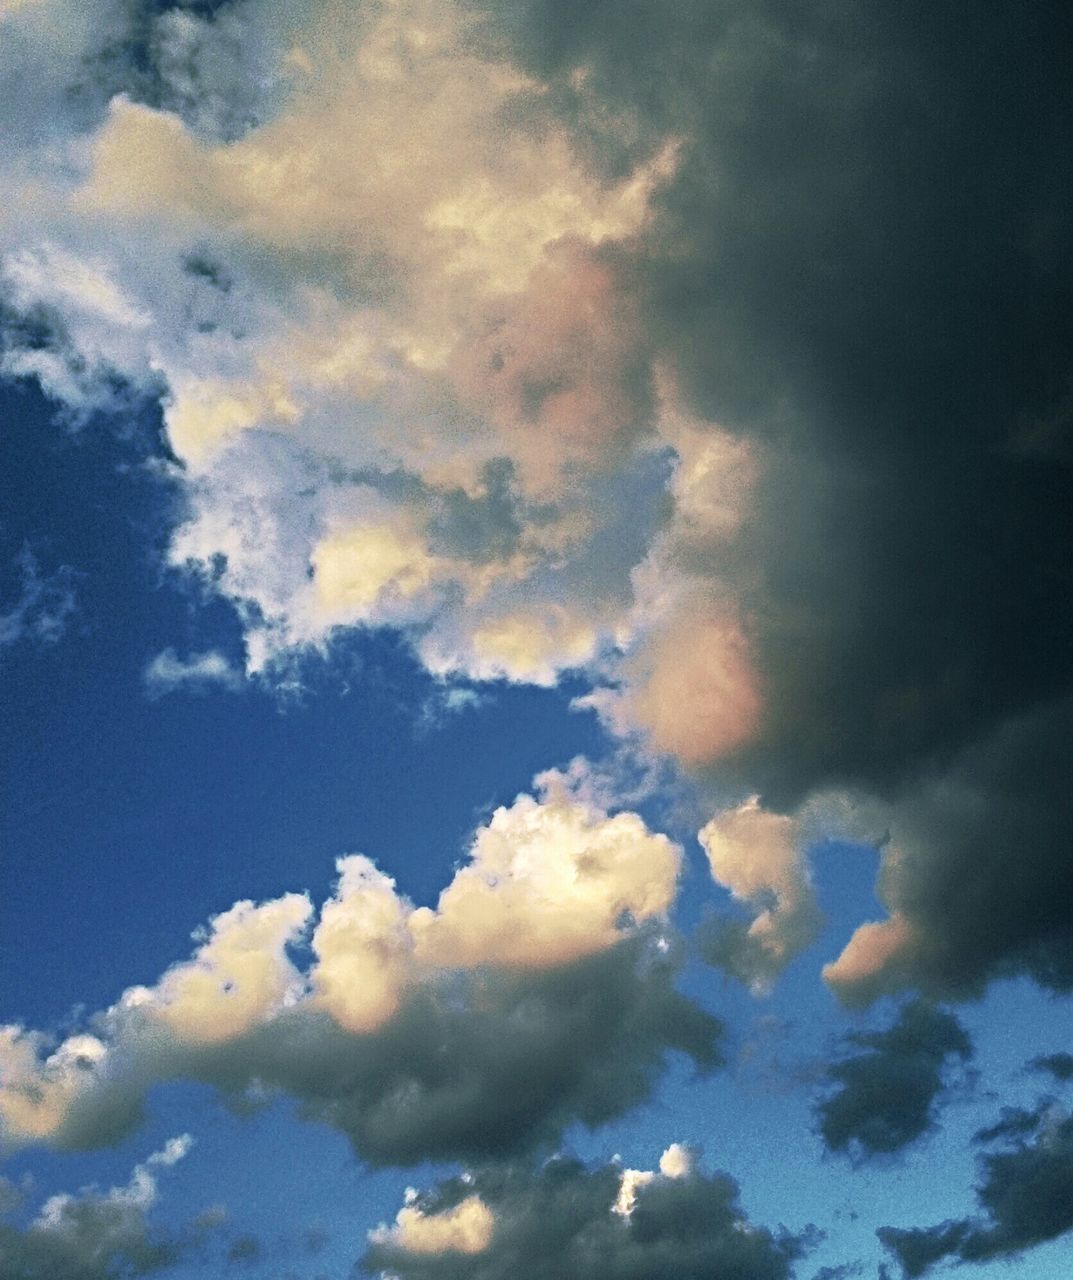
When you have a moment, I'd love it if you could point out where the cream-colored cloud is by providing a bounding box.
[460,606,600,686]
[658,1141,695,1178]
[370,1194,494,1255]
[145,893,311,1044]
[698,797,821,992]
[446,243,653,497]
[71,2,675,480]
[656,381,757,537]
[613,1142,693,1217]
[0,0,777,772]
[0,776,702,1159]
[0,1027,107,1146]
[310,856,415,1033]
[822,911,915,1005]
[313,520,442,619]
[623,606,762,766]
[410,787,680,970]
[165,374,300,470]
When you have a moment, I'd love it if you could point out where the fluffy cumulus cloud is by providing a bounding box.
[815,1001,972,1161]
[879,1095,1073,1276]
[363,1145,813,1280]
[697,797,821,993]
[0,0,772,769]
[0,1135,192,1280]
[0,783,721,1165]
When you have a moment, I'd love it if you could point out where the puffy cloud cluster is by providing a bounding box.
[364,1145,812,1280]
[815,1001,972,1161]
[0,0,771,775]
[698,797,821,992]
[879,1095,1073,1276]
[2,0,1072,1018]
[0,785,721,1164]
[0,1135,191,1280]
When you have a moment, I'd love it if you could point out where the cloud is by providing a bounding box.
[143,648,242,696]
[815,1000,972,1161]
[0,785,721,1165]
[0,1135,192,1280]
[697,797,821,993]
[824,697,1073,1004]
[0,0,737,712]
[1030,1053,1073,1083]
[370,1193,495,1256]
[0,546,77,654]
[363,1145,813,1280]
[879,1098,1073,1276]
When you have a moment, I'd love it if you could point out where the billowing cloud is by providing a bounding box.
[824,698,1073,1004]
[0,784,720,1165]
[0,546,77,654]
[0,0,761,730]
[698,797,821,992]
[0,1135,192,1280]
[815,1001,972,1161]
[1031,1053,1073,1084]
[363,1145,813,1280]
[879,1097,1073,1276]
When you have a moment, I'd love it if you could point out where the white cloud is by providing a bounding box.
[0,0,771,771]
[144,648,242,696]
[613,1142,694,1217]
[0,547,77,653]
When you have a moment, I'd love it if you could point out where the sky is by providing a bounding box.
[0,1,1071,1277]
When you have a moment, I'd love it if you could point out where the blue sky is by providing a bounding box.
[1,3,1072,1279]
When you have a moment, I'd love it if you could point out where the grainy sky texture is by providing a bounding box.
[1,1,1071,1277]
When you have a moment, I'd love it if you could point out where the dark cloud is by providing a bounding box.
[879,1099,1073,1276]
[198,936,722,1167]
[496,0,1073,999]
[0,1176,27,1218]
[1031,1052,1073,1083]
[816,1000,971,1160]
[48,934,722,1168]
[826,697,1073,1003]
[0,1141,188,1280]
[809,1266,862,1280]
[363,1151,813,1280]
[226,1233,262,1264]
